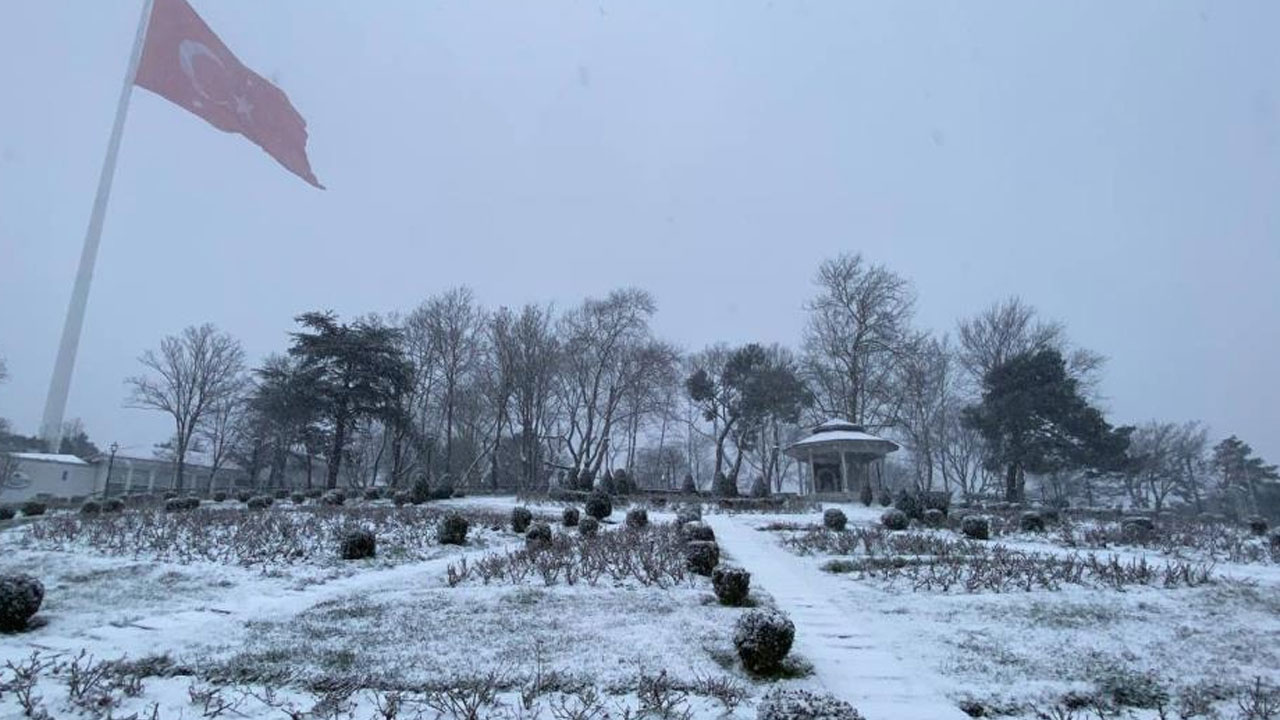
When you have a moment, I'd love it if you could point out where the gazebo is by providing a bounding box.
[784,419,899,495]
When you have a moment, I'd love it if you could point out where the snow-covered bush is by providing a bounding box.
[321,490,346,506]
[0,507,15,521]
[626,508,649,529]
[437,513,469,545]
[340,529,376,560]
[80,500,101,516]
[822,508,847,531]
[20,501,46,517]
[512,506,533,533]
[236,491,253,503]
[682,521,715,542]
[579,516,600,537]
[859,482,874,507]
[613,468,635,495]
[893,490,922,520]
[685,540,720,576]
[273,488,289,500]
[676,506,702,526]
[526,522,553,548]
[164,497,193,513]
[877,491,892,507]
[712,566,751,606]
[0,574,44,632]
[880,509,908,531]
[245,495,273,510]
[211,491,227,502]
[1246,516,1268,536]
[364,487,382,501]
[291,492,306,504]
[392,490,411,506]
[304,488,324,500]
[1019,511,1046,533]
[103,498,125,513]
[960,515,990,540]
[923,508,946,527]
[733,609,795,674]
[681,473,698,495]
[562,506,580,527]
[757,688,864,720]
[1121,516,1155,541]
[585,492,613,520]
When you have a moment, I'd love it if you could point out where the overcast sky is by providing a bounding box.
[1,1,1278,461]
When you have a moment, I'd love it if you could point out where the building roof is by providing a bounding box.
[783,418,900,459]
[9,452,92,466]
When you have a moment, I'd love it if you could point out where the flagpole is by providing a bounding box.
[40,0,156,452]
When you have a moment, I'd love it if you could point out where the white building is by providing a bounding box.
[0,453,98,502]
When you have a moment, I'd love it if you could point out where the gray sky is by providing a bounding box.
[1,1,1278,461]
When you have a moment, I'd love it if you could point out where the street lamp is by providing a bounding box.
[104,442,119,498]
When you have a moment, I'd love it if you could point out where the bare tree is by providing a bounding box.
[126,324,246,492]
[938,400,994,500]
[956,296,1104,391]
[197,383,247,492]
[508,304,560,490]
[802,254,916,429]
[420,288,486,479]
[896,334,956,491]
[1171,421,1210,512]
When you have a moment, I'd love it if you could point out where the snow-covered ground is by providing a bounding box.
[1,497,1276,720]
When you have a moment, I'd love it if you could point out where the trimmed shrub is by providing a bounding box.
[880,509,909,531]
[960,515,990,540]
[164,497,198,513]
[757,688,865,720]
[1121,516,1155,541]
[676,506,702,526]
[625,508,649,529]
[681,473,698,495]
[1019,511,1046,533]
[713,473,739,498]
[685,540,720,576]
[304,487,324,499]
[0,574,45,632]
[339,529,376,560]
[364,487,383,501]
[392,490,411,506]
[577,470,596,492]
[80,500,102,516]
[598,470,617,495]
[430,481,454,501]
[512,506,533,533]
[923,508,946,528]
[711,566,751,606]
[749,477,771,499]
[162,491,179,501]
[1268,528,1280,552]
[1246,516,1268,536]
[437,513,469,545]
[613,469,635,495]
[682,521,715,542]
[321,490,346,506]
[734,609,795,674]
[585,492,613,520]
[823,508,847,531]
[526,522,553,548]
[291,492,306,504]
[246,495,273,510]
[20,501,46,517]
[410,478,432,505]
[859,482,874,507]
[919,491,952,517]
[579,516,600,537]
[893,490,922,520]
[273,488,289,500]
[211,492,228,502]
[0,507,15,521]
[102,498,125,513]
[877,490,892,507]
[562,507,580,527]
[236,491,253,503]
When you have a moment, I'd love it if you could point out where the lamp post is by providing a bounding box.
[104,442,119,498]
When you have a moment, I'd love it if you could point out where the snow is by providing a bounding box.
[9,453,90,465]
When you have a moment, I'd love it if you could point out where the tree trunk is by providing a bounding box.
[1004,463,1021,503]
[328,415,347,489]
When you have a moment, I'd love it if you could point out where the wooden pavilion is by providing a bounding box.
[784,419,899,495]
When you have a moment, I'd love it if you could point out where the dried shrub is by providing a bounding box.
[0,574,44,632]
[1019,511,1046,533]
[733,609,795,674]
[711,566,751,606]
[579,516,600,537]
[823,509,847,531]
[685,540,720,576]
[626,508,649,529]
[562,507,580,527]
[20,501,46,517]
[757,688,865,720]
[585,492,613,520]
[512,506,534,533]
[437,513,469,545]
[682,521,715,542]
[339,529,376,560]
[880,509,908,531]
[960,515,990,540]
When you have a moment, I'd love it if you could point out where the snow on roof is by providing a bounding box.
[783,419,900,458]
[9,453,91,466]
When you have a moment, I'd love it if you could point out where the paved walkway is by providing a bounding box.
[704,515,968,720]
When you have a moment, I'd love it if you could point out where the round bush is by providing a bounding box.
[392,490,411,507]
[80,500,102,516]
[585,492,613,520]
[1269,528,1280,552]
[1019,511,1046,533]
[211,491,228,502]
[711,566,751,606]
[437,513,470,545]
[685,540,720,576]
[877,491,892,507]
[364,487,383,501]
[236,492,253,503]
[526,522,553,548]
[0,574,44,632]
[922,508,946,528]
[960,515,990,540]
[1246,516,1268,536]
[321,490,346,506]
[512,506,533,533]
[859,482,874,507]
[1121,516,1155,541]
[675,506,702,526]
[562,507,580,527]
[625,508,649,529]
[20,501,46,517]
[102,498,125,514]
[823,508,847,531]
[733,609,795,674]
[164,497,193,513]
[757,688,865,720]
[246,495,272,510]
[0,507,15,521]
[273,488,288,500]
[339,529,376,560]
[880,509,909,531]
[162,491,178,501]
[304,488,324,499]
[682,521,716,542]
[579,516,600,537]
[290,492,306,504]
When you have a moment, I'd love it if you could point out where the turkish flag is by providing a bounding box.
[135,0,324,188]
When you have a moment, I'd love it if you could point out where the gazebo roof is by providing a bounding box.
[783,418,900,460]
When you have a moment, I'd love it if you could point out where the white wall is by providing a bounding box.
[0,458,98,502]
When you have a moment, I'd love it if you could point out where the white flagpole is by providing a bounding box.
[40,0,156,452]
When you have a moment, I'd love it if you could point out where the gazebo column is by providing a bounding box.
[807,449,814,495]
[839,451,849,493]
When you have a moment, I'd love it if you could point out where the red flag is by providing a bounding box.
[135,0,323,188]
